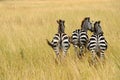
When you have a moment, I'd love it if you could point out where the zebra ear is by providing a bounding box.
[87,17,90,21]
[57,20,59,24]
[85,17,90,21]
[98,21,101,24]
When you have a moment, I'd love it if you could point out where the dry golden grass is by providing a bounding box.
[0,0,120,80]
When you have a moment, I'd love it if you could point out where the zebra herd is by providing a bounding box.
[47,17,108,64]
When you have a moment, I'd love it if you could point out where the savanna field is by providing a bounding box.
[0,0,120,80]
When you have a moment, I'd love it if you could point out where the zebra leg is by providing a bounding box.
[74,45,78,55]
[63,49,67,57]
[100,51,105,61]
[91,50,97,65]
[62,48,68,62]
[74,45,81,58]
[84,45,87,53]
[79,45,84,57]
[54,47,61,60]
[54,51,61,64]
[62,42,70,57]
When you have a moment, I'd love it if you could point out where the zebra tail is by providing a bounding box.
[46,39,54,48]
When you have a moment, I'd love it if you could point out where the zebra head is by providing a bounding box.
[81,17,93,32]
[57,19,65,33]
[94,21,103,35]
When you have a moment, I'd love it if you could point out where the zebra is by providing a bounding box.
[46,19,70,59]
[71,17,93,58]
[87,21,108,63]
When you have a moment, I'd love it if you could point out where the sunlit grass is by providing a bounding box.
[0,0,120,80]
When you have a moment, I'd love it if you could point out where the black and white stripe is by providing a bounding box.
[47,33,70,56]
[71,29,88,54]
[87,21,108,61]
[71,17,93,57]
[47,20,70,58]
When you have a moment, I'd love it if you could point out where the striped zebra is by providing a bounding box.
[71,17,93,58]
[87,21,108,63]
[46,19,70,59]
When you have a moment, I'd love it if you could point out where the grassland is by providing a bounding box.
[0,0,120,80]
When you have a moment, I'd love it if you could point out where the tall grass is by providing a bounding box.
[0,0,120,80]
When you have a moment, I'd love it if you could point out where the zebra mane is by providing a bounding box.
[57,19,65,33]
[81,17,90,28]
[94,21,104,35]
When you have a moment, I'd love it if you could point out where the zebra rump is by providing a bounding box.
[88,34,107,52]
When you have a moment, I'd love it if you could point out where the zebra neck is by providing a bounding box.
[94,33,103,36]
[58,31,64,33]
[81,26,88,32]
[81,29,87,33]
[58,26,64,33]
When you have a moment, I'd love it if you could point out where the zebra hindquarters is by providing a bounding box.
[87,35,98,65]
[62,34,70,57]
[87,34,108,65]
[71,35,81,58]
[71,30,80,55]
[71,38,79,56]
[79,33,89,57]
[98,35,108,61]
[79,45,84,56]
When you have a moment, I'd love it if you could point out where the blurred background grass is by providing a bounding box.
[0,0,120,80]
